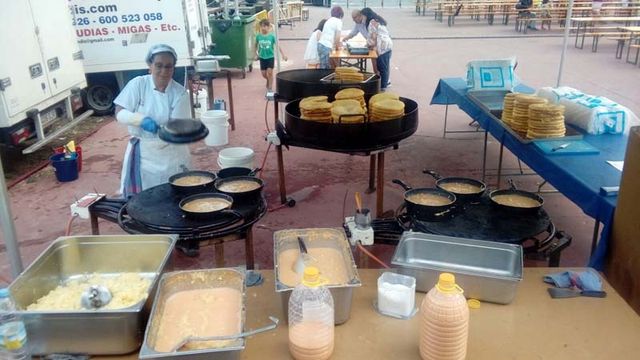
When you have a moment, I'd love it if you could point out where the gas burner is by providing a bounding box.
[372,196,572,267]
[91,184,267,241]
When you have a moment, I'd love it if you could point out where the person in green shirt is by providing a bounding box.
[255,19,287,92]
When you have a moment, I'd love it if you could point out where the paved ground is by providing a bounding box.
[1,6,639,283]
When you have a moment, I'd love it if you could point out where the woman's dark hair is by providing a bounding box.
[361,7,387,28]
[315,19,327,32]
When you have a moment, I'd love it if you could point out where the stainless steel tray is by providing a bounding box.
[320,72,377,84]
[467,90,584,144]
[273,228,361,324]
[9,235,177,355]
[391,232,522,304]
[140,268,246,360]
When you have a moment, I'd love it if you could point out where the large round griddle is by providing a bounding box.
[284,96,419,151]
[411,195,551,243]
[276,69,380,101]
[125,183,254,231]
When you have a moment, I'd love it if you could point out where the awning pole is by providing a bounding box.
[0,155,23,278]
[557,0,575,87]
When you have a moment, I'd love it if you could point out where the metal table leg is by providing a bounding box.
[90,213,100,235]
[276,145,287,205]
[591,217,601,256]
[442,103,449,138]
[245,226,255,270]
[376,152,385,218]
[367,154,376,194]
[496,141,505,189]
[226,70,236,130]
[215,242,225,267]
[481,131,489,182]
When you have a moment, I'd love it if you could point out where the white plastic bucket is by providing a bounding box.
[201,110,229,146]
[218,147,255,169]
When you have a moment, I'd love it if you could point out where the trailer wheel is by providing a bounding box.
[249,64,253,72]
[83,84,115,116]
[242,68,247,79]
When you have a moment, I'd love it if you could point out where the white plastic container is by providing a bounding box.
[377,272,416,318]
[201,110,229,146]
[288,267,334,360]
[419,273,469,360]
[218,147,255,169]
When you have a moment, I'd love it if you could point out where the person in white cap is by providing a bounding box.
[113,44,191,198]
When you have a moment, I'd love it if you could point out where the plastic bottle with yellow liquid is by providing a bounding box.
[288,266,334,360]
[419,273,469,360]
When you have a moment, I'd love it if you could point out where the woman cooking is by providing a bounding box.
[114,44,191,198]
[361,8,393,91]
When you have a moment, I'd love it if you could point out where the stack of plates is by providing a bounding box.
[511,95,548,136]
[527,104,566,139]
[501,93,518,125]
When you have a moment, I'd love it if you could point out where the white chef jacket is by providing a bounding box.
[114,75,192,191]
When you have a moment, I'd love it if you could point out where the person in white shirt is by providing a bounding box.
[361,8,393,90]
[304,19,326,68]
[342,9,369,42]
[113,44,191,198]
[317,6,344,69]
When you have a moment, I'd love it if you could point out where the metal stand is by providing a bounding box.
[273,96,392,218]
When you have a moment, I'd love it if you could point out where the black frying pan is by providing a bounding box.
[159,118,209,144]
[169,170,217,194]
[392,179,457,221]
[217,167,260,179]
[214,176,264,204]
[423,169,486,203]
[179,193,234,220]
[489,179,544,214]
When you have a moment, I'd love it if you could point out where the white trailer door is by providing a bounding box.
[0,1,51,117]
[29,0,86,96]
[184,0,212,57]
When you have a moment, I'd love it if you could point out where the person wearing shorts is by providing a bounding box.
[255,19,287,92]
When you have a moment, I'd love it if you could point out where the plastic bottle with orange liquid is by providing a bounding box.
[419,273,469,360]
[288,266,335,360]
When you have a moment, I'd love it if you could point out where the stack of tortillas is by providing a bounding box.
[335,88,367,110]
[332,99,366,123]
[501,93,518,125]
[510,94,548,136]
[369,92,404,122]
[527,103,566,139]
[300,96,332,123]
[334,67,364,82]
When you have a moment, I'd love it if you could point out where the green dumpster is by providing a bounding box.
[210,14,258,77]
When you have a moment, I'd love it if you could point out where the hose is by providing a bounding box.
[65,214,79,236]
[357,241,391,269]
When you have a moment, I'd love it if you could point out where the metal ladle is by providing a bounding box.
[293,237,316,274]
[80,285,112,310]
[170,316,280,352]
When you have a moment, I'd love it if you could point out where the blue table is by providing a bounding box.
[431,78,628,269]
